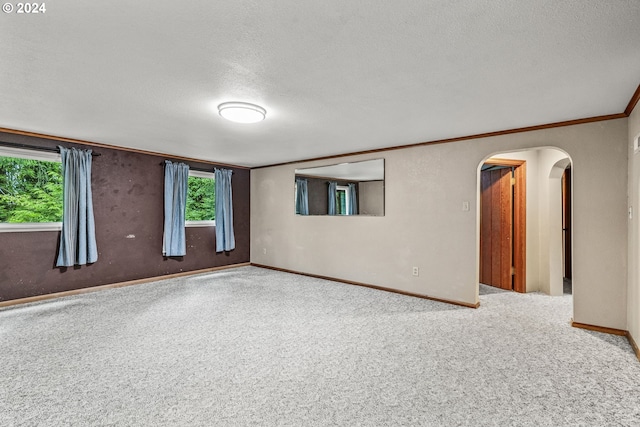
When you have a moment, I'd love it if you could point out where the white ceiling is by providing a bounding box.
[296,159,384,182]
[1,1,639,168]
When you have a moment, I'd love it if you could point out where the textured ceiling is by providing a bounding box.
[1,1,639,167]
[296,159,385,182]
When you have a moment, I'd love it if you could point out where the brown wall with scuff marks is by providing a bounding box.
[307,177,329,215]
[0,131,250,301]
[299,176,358,215]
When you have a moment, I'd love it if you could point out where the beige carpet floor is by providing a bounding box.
[1,266,638,426]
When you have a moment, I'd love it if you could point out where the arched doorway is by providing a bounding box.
[477,148,572,297]
[547,157,572,296]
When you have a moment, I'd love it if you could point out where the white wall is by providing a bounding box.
[537,150,572,296]
[252,118,628,329]
[359,181,384,216]
[628,107,640,342]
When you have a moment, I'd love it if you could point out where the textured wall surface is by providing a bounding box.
[252,119,628,330]
[628,108,640,341]
[358,181,384,216]
[298,176,358,216]
[0,131,250,301]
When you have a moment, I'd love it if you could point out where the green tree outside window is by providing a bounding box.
[0,157,63,223]
[1,157,216,224]
[186,175,215,221]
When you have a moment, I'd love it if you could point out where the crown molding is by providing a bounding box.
[0,127,250,170]
[625,84,640,116]
[254,112,626,169]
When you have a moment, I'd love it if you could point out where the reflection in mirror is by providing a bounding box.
[295,159,384,216]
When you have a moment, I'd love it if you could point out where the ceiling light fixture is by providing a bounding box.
[218,102,266,124]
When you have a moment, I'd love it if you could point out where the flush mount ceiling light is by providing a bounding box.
[218,102,266,124]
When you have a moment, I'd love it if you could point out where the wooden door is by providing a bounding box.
[480,167,513,290]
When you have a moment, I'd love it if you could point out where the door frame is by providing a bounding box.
[562,167,572,280]
[482,158,526,293]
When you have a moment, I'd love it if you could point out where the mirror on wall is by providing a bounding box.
[294,159,384,216]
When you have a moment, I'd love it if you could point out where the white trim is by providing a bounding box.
[186,170,215,225]
[0,222,62,232]
[0,146,61,161]
[189,169,214,179]
[336,185,351,215]
[186,220,216,227]
[0,147,63,231]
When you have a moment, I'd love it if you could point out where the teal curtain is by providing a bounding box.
[347,183,358,215]
[328,181,337,215]
[295,178,309,215]
[163,161,189,256]
[215,168,235,252]
[56,147,98,267]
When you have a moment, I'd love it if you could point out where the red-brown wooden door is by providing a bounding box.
[480,167,513,290]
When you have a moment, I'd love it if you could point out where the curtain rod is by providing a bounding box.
[0,140,101,156]
[159,161,233,173]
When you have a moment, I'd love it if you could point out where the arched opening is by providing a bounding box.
[476,147,573,301]
[547,157,572,296]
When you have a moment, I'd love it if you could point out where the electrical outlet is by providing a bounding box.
[462,201,470,211]
[412,267,419,276]
[263,248,267,255]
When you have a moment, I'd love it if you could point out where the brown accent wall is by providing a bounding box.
[302,176,358,215]
[307,177,329,215]
[0,131,250,301]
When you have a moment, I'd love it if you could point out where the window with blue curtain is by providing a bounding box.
[56,146,98,267]
[347,183,358,215]
[295,177,309,215]
[327,181,337,215]
[215,168,235,252]
[163,161,189,256]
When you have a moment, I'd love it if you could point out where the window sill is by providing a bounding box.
[0,222,62,233]
[186,221,216,227]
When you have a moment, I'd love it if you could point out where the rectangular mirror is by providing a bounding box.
[295,159,384,216]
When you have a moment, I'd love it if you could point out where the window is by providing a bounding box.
[186,170,215,227]
[335,185,350,215]
[0,147,63,232]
